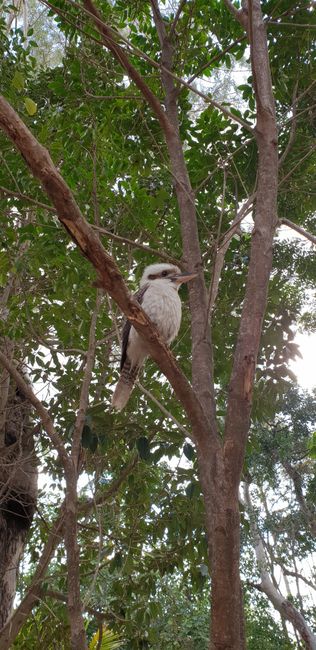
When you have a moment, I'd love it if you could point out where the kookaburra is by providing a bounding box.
[111,263,197,410]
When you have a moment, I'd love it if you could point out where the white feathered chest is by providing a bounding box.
[136,279,182,344]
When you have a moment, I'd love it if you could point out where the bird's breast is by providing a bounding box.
[142,284,182,344]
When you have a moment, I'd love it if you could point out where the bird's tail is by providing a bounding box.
[111,360,141,411]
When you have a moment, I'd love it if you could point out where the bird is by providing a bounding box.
[111,263,197,410]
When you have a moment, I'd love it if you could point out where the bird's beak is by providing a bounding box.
[172,271,198,285]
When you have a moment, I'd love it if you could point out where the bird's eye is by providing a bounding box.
[161,270,169,277]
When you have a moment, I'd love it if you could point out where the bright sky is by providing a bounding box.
[290,332,316,391]
[277,224,316,391]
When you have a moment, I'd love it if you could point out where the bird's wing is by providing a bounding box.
[120,283,149,370]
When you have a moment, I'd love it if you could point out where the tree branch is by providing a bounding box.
[91,224,181,265]
[149,0,218,434]
[0,349,87,646]
[279,80,298,167]
[282,569,316,593]
[0,450,139,647]
[188,35,247,85]
[42,589,107,620]
[0,509,65,650]
[0,185,181,264]
[0,350,68,466]
[0,94,212,448]
[42,0,253,133]
[169,0,187,39]
[137,381,191,438]
[279,144,316,187]
[0,185,54,211]
[279,218,316,246]
[222,0,249,29]
[71,290,102,465]
[224,0,279,489]
[244,482,316,649]
[81,0,173,139]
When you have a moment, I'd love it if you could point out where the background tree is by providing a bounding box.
[0,0,315,648]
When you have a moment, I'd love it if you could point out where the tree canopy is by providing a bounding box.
[0,0,315,648]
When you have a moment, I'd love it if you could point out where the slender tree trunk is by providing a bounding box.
[64,464,88,650]
[204,0,278,645]
[150,0,217,427]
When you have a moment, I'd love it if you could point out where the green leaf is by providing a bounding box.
[308,432,316,459]
[24,97,37,116]
[11,71,25,91]
[89,625,123,649]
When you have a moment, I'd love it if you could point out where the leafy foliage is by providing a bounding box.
[0,0,315,647]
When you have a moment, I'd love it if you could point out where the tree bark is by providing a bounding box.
[0,0,281,646]
[0,349,38,629]
[202,0,278,645]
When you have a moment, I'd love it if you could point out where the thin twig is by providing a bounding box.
[169,0,187,38]
[0,351,68,466]
[0,185,54,211]
[137,381,191,439]
[269,21,316,28]
[279,79,298,167]
[205,166,227,322]
[91,224,181,265]
[188,35,247,85]
[279,144,316,187]
[71,291,102,465]
[194,138,253,194]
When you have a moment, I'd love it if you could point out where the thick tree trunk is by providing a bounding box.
[0,347,38,629]
[197,439,244,650]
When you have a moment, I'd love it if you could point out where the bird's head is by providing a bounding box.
[140,263,197,290]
